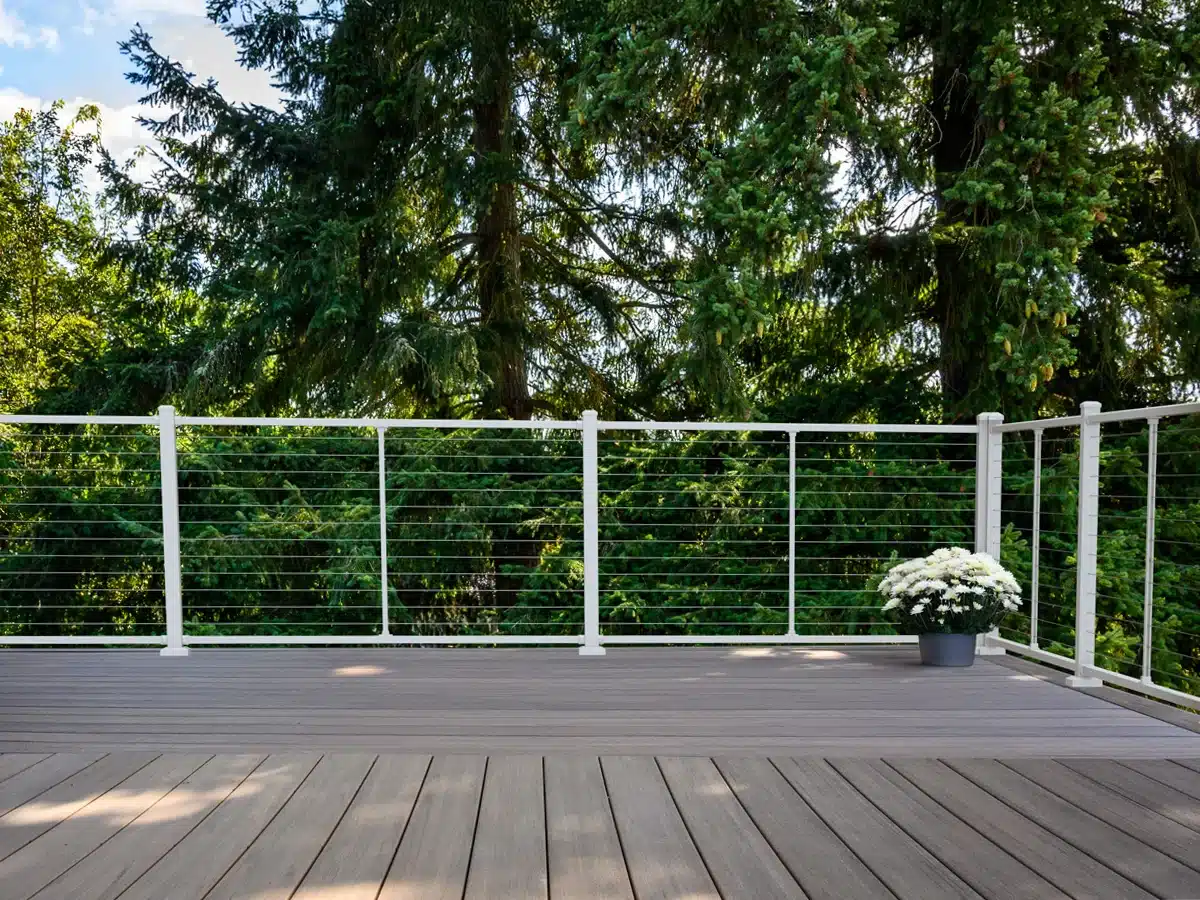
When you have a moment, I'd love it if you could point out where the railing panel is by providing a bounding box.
[172,423,585,642]
[177,423,383,639]
[1091,412,1200,697]
[998,424,1081,659]
[596,427,976,641]
[0,420,166,642]
[381,426,584,640]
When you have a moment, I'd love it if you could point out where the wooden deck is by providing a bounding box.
[1,648,1200,899]
[1,647,1199,755]
[0,751,1198,899]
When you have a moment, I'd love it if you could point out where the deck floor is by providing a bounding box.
[1,647,1199,755]
[0,750,1198,899]
[2,649,1200,899]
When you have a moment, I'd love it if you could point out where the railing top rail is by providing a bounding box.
[1000,400,1200,432]
[599,421,978,434]
[1090,400,1200,424]
[0,414,157,426]
[176,416,584,430]
[996,415,1083,433]
[0,412,978,434]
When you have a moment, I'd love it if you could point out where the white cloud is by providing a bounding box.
[111,0,207,16]
[0,87,158,193]
[1,0,59,48]
[149,15,282,109]
[85,0,283,110]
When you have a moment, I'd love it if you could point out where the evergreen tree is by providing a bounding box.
[106,0,708,418]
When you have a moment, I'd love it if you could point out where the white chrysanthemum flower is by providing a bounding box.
[876,547,1021,630]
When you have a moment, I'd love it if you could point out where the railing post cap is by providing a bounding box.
[158,404,175,416]
[1080,400,1102,415]
[581,410,598,422]
[975,411,1004,425]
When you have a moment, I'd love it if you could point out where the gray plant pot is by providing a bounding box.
[918,633,976,667]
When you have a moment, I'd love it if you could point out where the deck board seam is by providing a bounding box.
[652,756,731,899]
[190,754,322,900]
[816,758,985,900]
[763,757,902,900]
[540,756,552,900]
[457,755,489,900]
[1113,759,1200,800]
[284,754,379,900]
[596,753,635,900]
[709,754,820,900]
[26,754,217,900]
[370,755,434,900]
[2,752,110,813]
[39,755,268,900]
[1,753,163,865]
[993,759,1200,876]
[940,759,1169,896]
[0,754,51,786]
[1057,758,1200,835]
[868,759,1060,900]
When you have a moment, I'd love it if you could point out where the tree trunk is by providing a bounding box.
[471,25,531,615]
[473,36,532,421]
[929,40,982,421]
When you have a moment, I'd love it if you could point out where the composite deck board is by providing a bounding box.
[601,755,720,900]
[463,756,547,900]
[376,754,486,900]
[3,649,1199,756]
[2,647,1199,900]
[29,754,265,900]
[0,757,48,784]
[1001,758,1200,867]
[0,752,159,861]
[0,754,103,817]
[116,753,319,900]
[714,756,895,900]
[828,759,1067,900]
[0,752,1197,900]
[1118,757,1200,800]
[946,758,1200,899]
[1057,757,1200,831]
[772,757,982,900]
[886,758,1152,900]
[6,734,1200,757]
[0,753,208,900]
[292,754,430,900]
[543,756,634,900]
[657,756,805,900]
[205,753,376,900]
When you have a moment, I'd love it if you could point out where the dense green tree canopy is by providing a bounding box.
[0,0,1197,692]
[88,0,1200,424]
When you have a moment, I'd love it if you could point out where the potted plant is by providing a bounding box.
[876,547,1022,666]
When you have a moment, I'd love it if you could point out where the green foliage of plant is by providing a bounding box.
[0,1,1196,694]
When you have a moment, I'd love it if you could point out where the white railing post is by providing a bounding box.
[580,410,605,655]
[974,412,1004,655]
[1067,400,1103,687]
[158,405,188,657]
[1030,428,1042,648]
[1141,418,1158,685]
[378,426,390,637]
[787,430,796,637]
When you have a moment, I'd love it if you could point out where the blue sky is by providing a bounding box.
[1,0,278,168]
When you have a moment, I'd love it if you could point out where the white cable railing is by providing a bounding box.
[1,403,1198,710]
[993,401,1200,708]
